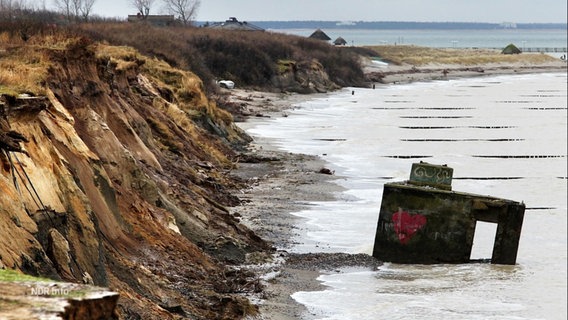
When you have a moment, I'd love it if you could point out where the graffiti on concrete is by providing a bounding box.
[392,209,427,244]
[373,162,525,265]
[409,162,453,190]
[412,165,451,184]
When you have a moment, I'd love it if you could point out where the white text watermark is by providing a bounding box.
[30,287,70,296]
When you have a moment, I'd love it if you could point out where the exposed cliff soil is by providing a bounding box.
[4,29,562,320]
[0,36,273,319]
[76,23,366,94]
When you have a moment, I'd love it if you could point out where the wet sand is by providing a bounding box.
[227,59,567,320]
[227,89,342,319]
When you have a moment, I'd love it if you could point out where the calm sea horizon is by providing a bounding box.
[271,28,567,49]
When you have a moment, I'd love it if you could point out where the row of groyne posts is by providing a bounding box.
[372,162,525,265]
[481,47,567,53]
[519,47,567,53]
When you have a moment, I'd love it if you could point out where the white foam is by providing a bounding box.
[241,73,568,319]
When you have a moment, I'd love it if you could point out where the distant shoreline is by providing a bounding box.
[197,20,568,30]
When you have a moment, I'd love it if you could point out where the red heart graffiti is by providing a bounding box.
[392,210,427,244]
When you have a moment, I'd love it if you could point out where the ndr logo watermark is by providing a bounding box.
[30,286,70,296]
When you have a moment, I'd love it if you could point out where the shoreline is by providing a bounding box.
[362,59,567,85]
[227,63,566,320]
[227,90,343,319]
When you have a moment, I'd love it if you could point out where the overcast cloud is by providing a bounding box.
[84,0,567,23]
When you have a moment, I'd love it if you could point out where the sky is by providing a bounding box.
[77,0,567,23]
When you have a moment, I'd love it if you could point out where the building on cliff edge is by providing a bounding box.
[202,17,264,31]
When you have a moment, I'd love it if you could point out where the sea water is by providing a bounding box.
[273,28,568,49]
[243,73,567,319]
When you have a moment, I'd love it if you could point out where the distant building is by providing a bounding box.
[499,22,518,29]
[502,43,522,54]
[335,21,356,26]
[203,17,264,31]
[333,37,347,46]
[309,29,331,41]
[127,14,176,26]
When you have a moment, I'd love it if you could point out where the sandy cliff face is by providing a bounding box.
[272,59,341,93]
[0,37,268,319]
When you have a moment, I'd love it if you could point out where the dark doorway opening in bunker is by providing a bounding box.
[470,221,498,262]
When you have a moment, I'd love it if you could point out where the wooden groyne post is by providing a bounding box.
[372,162,525,265]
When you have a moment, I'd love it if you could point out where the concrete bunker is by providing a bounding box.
[372,162,525,265]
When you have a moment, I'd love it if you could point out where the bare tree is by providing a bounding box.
[53,0,96,21]
[163,0,200,25]
[131,0,154,17]
[1,0,29,11]
[53,0,74,21]
[0,0,24,20]
[4,0,36,12]
[71,0,81,17]
[79,0,95,20]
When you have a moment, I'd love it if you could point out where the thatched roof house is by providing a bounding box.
[333,37,347,46]
[309,29,331,41]
[204,17,264,31]
[502,43,522,54]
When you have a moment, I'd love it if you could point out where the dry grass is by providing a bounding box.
[94,42,238,164]
[0,31,86,96]
[0,47,48,95]
[366,45,560,66]
[0,28,236,153]
[95,45,141,71]
[77,23,367,90]
[96,43,223,120]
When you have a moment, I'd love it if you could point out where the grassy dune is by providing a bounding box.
[365,45,560,66]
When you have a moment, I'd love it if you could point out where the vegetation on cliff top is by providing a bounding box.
[77,22,367,91]
[0,19,270,319]
[1,14,368,96]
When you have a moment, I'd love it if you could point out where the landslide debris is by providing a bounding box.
[0,32,270,319]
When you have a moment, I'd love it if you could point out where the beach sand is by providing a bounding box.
[226,89,343,319]
[226,59,567,320]
[362,55,567,84]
